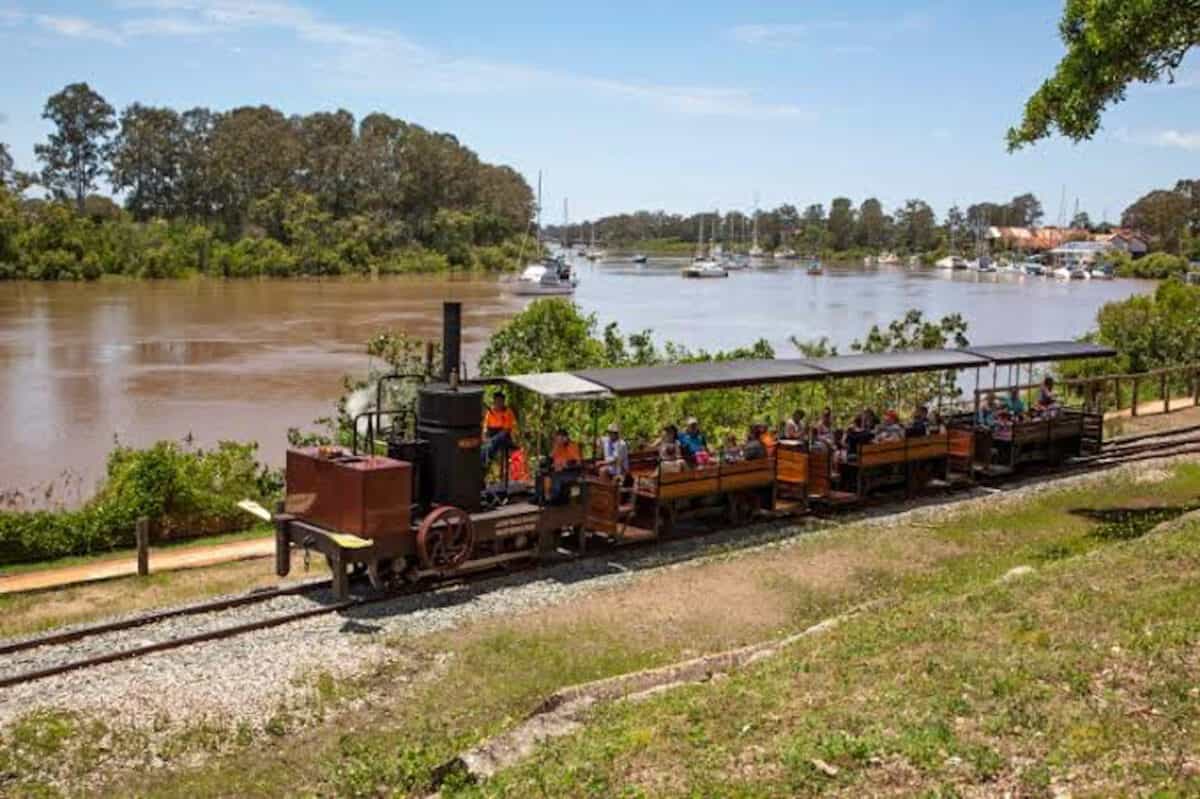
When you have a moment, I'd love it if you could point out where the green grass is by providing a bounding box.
[11,462,1200,798]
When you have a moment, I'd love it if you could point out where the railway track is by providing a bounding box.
[3,426,1199,692]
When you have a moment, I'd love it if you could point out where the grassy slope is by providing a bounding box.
[5,463,1199,797]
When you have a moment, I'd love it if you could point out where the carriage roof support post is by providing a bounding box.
[973,367,981,425]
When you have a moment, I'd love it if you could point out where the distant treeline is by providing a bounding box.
[0,83,536,279]
[551,183,1200,260]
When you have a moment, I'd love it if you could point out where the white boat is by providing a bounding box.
[584,222,605,260]
[806,259,824,275]
[863,255,877,266]
[682,260,728,278]
[777,248,799,260]
[683,215,728,278]
[1089,264,1115,280]
[878,251,902,265]
[748,208,764,257]
[723,254,750,270]
[1018,261,1045,276]
[1053,265,1089,280]
[936,255,968,270]
[631,253,648,264]
[971,258,996,273]
[512,258,578,295]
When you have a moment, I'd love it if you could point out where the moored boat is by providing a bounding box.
[512,257,578,295]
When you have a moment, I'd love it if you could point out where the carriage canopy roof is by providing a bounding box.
[960,341,1117,365]
[572,360,827,397]
[501,341,1117,399]
[798,349,991,378]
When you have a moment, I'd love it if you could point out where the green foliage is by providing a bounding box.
[1063,280,1200,379]
[0,441,279,566]
[1007,0,1200,149]
[1114,251,1188,279]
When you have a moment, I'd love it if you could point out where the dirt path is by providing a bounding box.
[0,537,274,595]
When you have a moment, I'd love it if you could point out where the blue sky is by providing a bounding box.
[0,0,1196,223]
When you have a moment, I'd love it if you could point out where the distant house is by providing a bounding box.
[1047,240,1116,267]
[986,226,1090,253]
[1093,229,1148,257]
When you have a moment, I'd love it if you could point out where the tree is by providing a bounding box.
[1070,210,1093,230]
[1122,189,1190,252]
[1008,193,1044,227]
[856,198,886,249]
[895,199,937,252]
[0,142,12,189]
[209,106,301,233]
[35,83,117,212]
[800,203,825,251]
[111,104,183,221]
[944,205,967,252]
[1008,1,1200,149]
[827,197,855,251]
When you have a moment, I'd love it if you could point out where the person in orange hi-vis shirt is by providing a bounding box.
[481,391,518,466]
[539,428,582,504]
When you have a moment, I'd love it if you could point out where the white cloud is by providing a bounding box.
[731,23,810,46]
[731,12,929,49]
[1152,129,1200,151]
[34,14,124,44]
[106,0,809,120]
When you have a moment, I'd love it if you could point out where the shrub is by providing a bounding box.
[0,440,280,566]
[1116,251,1188,279]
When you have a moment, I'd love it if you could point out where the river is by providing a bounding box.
[0,260,1153,496]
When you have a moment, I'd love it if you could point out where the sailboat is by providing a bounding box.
[682,215,728,278]
[584,222,606,261]
[748,209,764,258]
[512,174,578,295]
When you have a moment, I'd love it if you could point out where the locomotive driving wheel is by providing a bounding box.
[417,506,475,571]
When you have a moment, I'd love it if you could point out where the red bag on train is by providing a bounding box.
[508,448,530,482]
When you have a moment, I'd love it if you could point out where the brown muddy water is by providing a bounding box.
[0,261,1153,496]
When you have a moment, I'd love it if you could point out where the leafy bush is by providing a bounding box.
[1116,251,1189,279]
[0,440,280,566]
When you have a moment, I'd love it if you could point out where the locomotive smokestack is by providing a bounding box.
[442,301,461,382]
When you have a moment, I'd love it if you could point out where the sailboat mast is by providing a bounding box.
[563,198,569,248]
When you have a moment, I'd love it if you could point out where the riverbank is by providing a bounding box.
[2,455,1197,796]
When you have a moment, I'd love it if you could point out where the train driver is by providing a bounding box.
[481,391,519,466]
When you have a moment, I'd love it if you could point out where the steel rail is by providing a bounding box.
[0,578,333,658]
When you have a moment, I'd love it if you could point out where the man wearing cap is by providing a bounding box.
[677,417,708,460]
[600,423,629,478]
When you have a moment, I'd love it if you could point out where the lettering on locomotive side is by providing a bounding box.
[493,515,539,538]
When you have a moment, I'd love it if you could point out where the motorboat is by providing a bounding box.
[863,255,877,266]
[1053,264,1089,280]
[806,259,824,275]
[777,248,799,260]
[682,259,729,278]
[1019,261,1045,276]
[970,258,996,273]
[878,251,902,265]
[1089,264,1115,280]
[936,255,968,270]
[511,257,578,295]
[631,253,648,264]
[723,254,750,270]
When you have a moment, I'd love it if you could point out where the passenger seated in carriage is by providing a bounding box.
[759,423,778,454]
[815,407,834,439]
[722,433,744,463]
[843,411,874,461]
[600,423,629,479]
[977,392,998,428]
[537,428,582,504]
[743,425,768,461]
[1003,387,1027,417]
[784,409,809,441]
[678,417,713,465]
[907,405,930,437]
[1036,376,1060,417]
[875,410,906,442]
[655,424,688,472]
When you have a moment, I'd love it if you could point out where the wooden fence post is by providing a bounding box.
[1131,377,1140,417]
[1163,372,1170,414]
[136,517,150,577]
